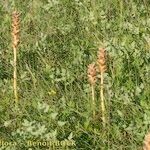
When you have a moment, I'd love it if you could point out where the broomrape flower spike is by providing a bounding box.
[97,48,106,73]
[87,63,97,119]
[97,48,106,126]
[88,63,97,85]
[12,11,20,48]
[12,10,20,104]
[143,132,150,150]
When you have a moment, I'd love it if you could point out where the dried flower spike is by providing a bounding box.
[97,48,106,73]
[87,63,97,85]
[97,48,107,126]
[12,10,20,104]
[87,63,97,118]
[12,11,20,49]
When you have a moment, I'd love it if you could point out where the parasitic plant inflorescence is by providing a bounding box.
[97,48,107,125]
[87,63,97,118]
[143,132,150,150]
[12,10,20,104]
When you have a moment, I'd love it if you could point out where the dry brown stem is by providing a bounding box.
[87,63,97,118]
[12,11,20,103]
[97,48,106,125]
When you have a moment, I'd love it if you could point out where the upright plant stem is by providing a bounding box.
[13,46,18,103]
[87,63,97,119]
[12,11,20,104]
[100,72,105,125]
[97,48,106,126]
[91,85,95,118]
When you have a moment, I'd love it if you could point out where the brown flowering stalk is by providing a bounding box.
[97,48,107,125]
[12,11,20,103]
[143,132,150,150]
[87,63,97,118]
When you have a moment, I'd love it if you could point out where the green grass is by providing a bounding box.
[0,0,150,149]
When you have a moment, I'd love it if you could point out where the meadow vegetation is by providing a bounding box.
[0,0,150,149]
